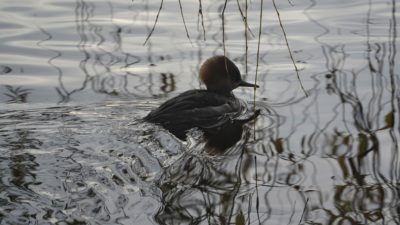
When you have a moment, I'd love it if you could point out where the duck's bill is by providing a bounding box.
[239,80,259,88]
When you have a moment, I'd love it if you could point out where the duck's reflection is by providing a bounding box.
[155,149,255,225]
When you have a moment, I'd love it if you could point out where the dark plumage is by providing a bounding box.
[144,90,242,139]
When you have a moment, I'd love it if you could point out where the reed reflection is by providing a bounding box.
[48,0,184,103]
[289,0,400,223]
[3,85,31,103]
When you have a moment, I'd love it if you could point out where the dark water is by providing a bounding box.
[0,0,399,224]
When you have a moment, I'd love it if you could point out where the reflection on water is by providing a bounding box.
[3,85,31,103]
[0,0,399,224]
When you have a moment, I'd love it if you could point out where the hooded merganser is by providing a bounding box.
[144,55,260,150]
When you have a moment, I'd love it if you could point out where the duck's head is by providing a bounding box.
[199,55,259,94]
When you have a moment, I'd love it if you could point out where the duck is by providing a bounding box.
[144,55,260,150]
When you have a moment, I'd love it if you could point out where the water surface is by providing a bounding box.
[0,0,399,224]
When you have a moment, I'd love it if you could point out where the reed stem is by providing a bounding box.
[272,0,308,96]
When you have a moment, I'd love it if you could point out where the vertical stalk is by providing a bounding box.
[253,0,263,138]
[272,0,308,96]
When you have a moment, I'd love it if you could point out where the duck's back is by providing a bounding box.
[143,90,242,140]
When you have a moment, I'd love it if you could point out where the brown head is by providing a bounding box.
[199,55,259,94]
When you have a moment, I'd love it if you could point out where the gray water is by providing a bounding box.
[0,0,399,224]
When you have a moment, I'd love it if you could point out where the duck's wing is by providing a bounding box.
[143,90,241,139]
